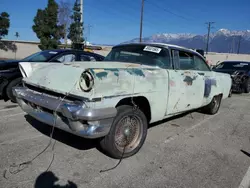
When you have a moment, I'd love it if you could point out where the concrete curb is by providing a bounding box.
[239,166,250,188]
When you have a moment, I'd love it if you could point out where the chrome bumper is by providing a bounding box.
[13,87,117,139]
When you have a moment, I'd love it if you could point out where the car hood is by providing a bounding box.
[20,61,166,100]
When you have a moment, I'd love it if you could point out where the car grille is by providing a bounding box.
[23,83,81,103]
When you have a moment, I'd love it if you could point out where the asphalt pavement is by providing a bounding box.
[1,94,250,188]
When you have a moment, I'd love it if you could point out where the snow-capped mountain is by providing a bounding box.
[124,29,250,54]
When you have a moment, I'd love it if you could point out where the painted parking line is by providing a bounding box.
[164,110,224,144]
[238,166,250,188]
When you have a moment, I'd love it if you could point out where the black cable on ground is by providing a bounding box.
[3,84,76,179]
[100,140,127,173]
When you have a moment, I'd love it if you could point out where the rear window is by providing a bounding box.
[104,45,171,68]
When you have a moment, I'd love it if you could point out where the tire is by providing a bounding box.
[243,78,250,93]
[6,77,23,103]
[201,94,222,115]
[228,88,232,97]
[99,105,148,159]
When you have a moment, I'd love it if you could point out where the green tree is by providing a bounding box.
[0,12,17,51]
[68,0,84,49]
[32,0,64,50]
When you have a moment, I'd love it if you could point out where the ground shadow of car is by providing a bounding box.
[25,110,193,152]
[148,111,195,129]
[24,115,99,151]
[34,171,77,188]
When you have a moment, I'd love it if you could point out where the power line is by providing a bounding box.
[145,0,191,21]
[205,22,215,54]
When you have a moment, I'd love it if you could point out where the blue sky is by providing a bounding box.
[1,0,250,44]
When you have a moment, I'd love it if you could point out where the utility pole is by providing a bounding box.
[14,32,19,59]
[139,0,144,43]
[237,35,242,54]
[80,0,84,39]
[205,22,215,54]
[85,24,93,44]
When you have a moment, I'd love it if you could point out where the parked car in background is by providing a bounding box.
[212,61,250,93]
[0,49,104,102]
[14,43,231,159]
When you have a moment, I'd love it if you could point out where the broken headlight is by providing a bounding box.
[79,70,94,92]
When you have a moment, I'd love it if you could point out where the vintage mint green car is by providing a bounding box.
[13,43,232,159]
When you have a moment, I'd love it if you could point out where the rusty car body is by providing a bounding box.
[13,43,232,159]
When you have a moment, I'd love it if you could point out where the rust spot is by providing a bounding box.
[183,75,197,86]
[170,80,175,86]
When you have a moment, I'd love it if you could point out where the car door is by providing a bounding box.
[192,53,217,105]
[166,49,205,115]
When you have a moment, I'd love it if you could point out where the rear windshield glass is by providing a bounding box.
[22,51,58,62]
[104,45,171,68]
[215,62,250,70]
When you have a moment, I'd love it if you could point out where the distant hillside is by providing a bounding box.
[124,29,250,54]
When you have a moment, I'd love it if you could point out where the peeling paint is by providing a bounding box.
[103,68,119,77]
[96,72,108,80]
[181,71,191,75]
[170,80,175,87]
[92,69,105,73]
[204,78,217,97]
[126,68,145,77]
[183,75,197,86]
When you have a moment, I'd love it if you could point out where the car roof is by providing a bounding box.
[222,61,250,64]
[114,42,202,57]
[42,49,104,57]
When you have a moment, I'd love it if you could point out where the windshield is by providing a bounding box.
[22,51,58,62]
[104,45,171,68]
[215,62,250,70]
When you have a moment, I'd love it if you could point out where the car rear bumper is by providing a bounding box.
[13,87,117,139]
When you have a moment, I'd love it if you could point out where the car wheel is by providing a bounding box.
[228,88,232,97]
[6,77,23,103]
[99,105,148,159]
[243,78,250,93]
[201,94,222,115]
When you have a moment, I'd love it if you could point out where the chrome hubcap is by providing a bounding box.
[115,115,142,153]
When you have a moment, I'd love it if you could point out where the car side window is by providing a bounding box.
[55,54,76,63]
[178,50,195,70]
[193,55,211,71]
[80,55,96,61]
